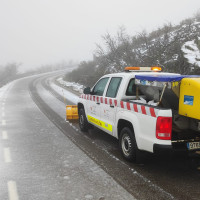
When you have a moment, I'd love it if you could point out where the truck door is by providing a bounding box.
[86,77,109,127]
[101,77,122,135]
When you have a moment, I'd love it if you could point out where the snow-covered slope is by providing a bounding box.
[182,39,200,67]
[65,15,200,87]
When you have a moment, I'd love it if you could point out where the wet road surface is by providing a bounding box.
[0,72,200,200]
[0,74,134,200]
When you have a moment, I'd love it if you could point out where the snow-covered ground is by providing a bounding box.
[51,82,79,104]
[53,77,86,104]
[182,39,200,67]
[0,81,15,99]
[56,77,85,94]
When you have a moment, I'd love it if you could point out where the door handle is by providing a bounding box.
[110,105,114,108]
[96,102,100,105]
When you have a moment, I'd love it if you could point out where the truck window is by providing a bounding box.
[92,77,109,96]
[106,77,122,98]
[126,78,140,96]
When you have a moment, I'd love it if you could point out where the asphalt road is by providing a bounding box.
[0,72,200,200]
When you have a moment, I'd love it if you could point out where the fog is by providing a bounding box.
[0,0,200,72]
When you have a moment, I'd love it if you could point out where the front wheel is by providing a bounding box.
[119,127,139,161]
[79,108,89,132]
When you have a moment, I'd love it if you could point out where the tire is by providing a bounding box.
[79,108,89,132]
[119,127,139,161]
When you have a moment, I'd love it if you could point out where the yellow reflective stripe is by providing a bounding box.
[87,115,112,132]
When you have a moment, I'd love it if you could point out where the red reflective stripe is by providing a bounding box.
[90,95,92,101]
[105,98,108,104]
[133,104,138,112]
[141,105,146,115]
[101,97,103,103]
[150,107,156,117]
[97,96,99,102]
[120,101,124,109]
[93,96,95,101]
[109,99,112,105]
[114,100,117,107]
[127,102,131,110]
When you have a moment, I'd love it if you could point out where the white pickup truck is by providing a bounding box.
[77,66,200,161]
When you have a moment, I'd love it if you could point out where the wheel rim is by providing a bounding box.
[79,114,84,127]
[121,133,132,156]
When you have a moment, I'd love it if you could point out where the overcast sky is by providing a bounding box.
[0,0,200,72]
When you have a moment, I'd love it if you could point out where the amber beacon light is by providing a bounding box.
[151,66,162,71]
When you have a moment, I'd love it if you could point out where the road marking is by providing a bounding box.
[4,148,11,163]
[2,120,6,125]
[2,131,8,140]
[7,181,19,200]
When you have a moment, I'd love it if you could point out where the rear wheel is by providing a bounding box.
[119,127,139,161]
[79,108,89,132]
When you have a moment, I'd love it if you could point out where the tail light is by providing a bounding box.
[156,117,172,140]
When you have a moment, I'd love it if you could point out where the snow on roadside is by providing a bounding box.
[50,82,79,104]
[56,77,84,94]
[0,81,15,99]
[181,40,200,67]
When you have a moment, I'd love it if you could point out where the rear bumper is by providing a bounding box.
[153,144,173,154]
[153,141,200,154]
[153,143,190,154]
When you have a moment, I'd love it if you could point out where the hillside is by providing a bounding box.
[65,13,200,87]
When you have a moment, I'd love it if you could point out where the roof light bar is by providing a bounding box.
[124,66,162,72]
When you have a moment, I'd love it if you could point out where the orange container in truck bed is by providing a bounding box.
[66,105,79,120]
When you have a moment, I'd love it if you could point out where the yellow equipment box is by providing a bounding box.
[179,78,200,120]
[66,105,79,120]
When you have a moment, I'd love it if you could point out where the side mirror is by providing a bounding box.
[83,87,91,94]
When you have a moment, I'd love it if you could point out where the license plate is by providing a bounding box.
[187,142,200,150]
